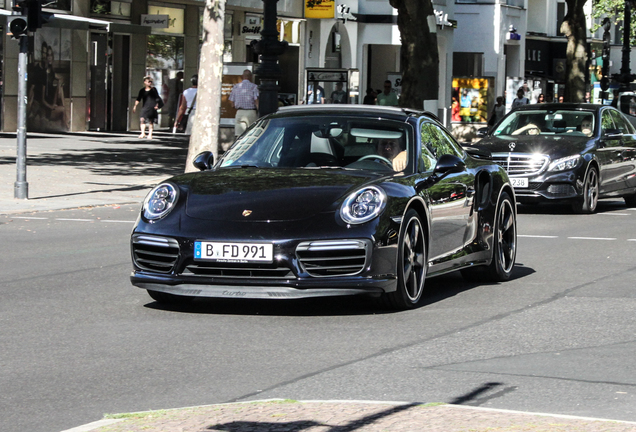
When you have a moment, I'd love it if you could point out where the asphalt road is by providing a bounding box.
[1,200,635,432]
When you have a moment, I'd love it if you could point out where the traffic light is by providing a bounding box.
[26,0,42,31]
[7,15,28,39]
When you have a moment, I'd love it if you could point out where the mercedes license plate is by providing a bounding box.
[510,178,528,188]
[194,241,273,263]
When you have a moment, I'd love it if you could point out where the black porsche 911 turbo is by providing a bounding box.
[130,105,517,310]
[477,103,636,213]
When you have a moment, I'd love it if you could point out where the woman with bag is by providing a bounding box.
[133,76,162,139]
[174,74,198,135]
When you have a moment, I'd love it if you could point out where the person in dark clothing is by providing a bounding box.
[363,88,376,105]
[133,76,162,139]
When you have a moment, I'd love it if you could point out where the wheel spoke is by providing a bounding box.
[501,207,513,233]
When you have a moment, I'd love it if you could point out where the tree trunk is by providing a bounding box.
[560,0,588,103]
[389,0,439,109]
[185,0,226,173]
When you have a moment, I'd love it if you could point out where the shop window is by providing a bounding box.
[451,77,492,124]
[91,0,131,17]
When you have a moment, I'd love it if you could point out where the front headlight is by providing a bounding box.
[340,186,387,224]
[548,155,580,172]
[143,183,179,221]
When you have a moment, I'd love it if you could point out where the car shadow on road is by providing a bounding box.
[144,264,536,316]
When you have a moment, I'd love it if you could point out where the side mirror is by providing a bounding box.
[433,154,466,176]
[603,128,622,139]
[193,151,215,171]
[477,127,489,138]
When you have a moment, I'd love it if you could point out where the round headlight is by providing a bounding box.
[340,186,387,224]
[143,183,179,221]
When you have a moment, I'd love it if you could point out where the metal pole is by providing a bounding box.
[14,35,28,199]
[252,0,288,117]
[619,0,633,92]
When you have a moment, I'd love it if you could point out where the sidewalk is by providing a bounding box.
[0,131,190,215]
[70,400,636,432]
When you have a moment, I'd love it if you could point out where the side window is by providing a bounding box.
[610,110,631,134]
[421,122,463,158]
[601,110,615,135]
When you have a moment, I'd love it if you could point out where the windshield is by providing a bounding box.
[218,116,411,172]
[493,110,595,137]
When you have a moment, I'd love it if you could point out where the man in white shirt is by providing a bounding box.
[511,88,529,109]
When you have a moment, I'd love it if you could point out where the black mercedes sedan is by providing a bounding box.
[477,103,636,213]
[131,105,517,310]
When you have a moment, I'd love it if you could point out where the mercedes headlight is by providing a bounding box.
[340,186,387,224]
[143,183,179,221]
[548,155,580,172]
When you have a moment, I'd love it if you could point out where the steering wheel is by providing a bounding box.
[357,154,393,168]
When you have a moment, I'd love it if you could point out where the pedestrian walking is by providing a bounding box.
[173,74,198,135]
[133,76,163,139]
[488,96,505,129]
[511,88,529,109]
[330,82,347,103]
[376,80,398,106]
[229,69,259,137]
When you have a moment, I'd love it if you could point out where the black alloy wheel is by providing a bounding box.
[462,192,516,282]
[382,209,427,310]
[488,192,517,280]
[572,166,598,214]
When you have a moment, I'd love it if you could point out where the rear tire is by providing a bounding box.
[147,289,195,305]
[462,192,517,282]
[381,210,427,310]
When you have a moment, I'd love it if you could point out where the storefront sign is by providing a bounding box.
[305,0,335,19]
[242,14,262,37]
[146,6,184,34]
[141,14,170,28]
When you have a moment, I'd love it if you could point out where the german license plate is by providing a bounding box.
[194,241,273,263]
[510,178,528,188]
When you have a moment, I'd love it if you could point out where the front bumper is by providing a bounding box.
[131,271,395,299]
[512,170,583,203]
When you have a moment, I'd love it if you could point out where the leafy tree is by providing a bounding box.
[185,0,226,172]
[591,0,636,43]
[561,0,588,102]
[389,0,439,109]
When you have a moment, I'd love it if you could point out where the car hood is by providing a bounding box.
[182,168,386,222]
[477,134,593,159]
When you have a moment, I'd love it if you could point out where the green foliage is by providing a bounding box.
[591,0,636,44]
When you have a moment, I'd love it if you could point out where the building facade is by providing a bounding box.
[0,0,634,136]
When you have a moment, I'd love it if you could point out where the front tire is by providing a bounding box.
[572,166,598,214]
[382,210,427,310]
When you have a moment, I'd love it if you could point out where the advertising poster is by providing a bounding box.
[28,27,71,132]
[451,77,489,123]
[305,0,335,19]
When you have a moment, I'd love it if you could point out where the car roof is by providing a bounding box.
[274,104,440,122]
[511,103,603,112]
